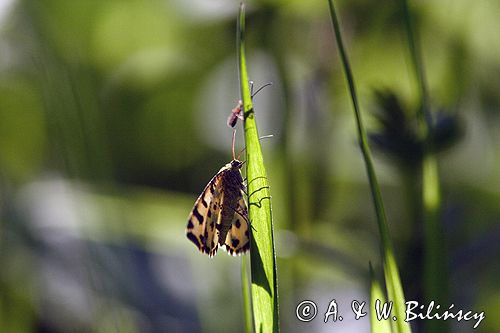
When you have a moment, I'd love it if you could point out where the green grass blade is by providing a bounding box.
[241,257,254,333]
[422,155,446,333]
[370,263,393,333]
[237,4,279,333]
[326,1,411,332]
[400,2,447,331]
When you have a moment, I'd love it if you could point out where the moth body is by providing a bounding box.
[186,159,249,257]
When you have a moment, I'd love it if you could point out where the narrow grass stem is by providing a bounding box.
[400,2,447,332]
[400,0,431,129]
[238,4,279,333]
[241,257,254,333]
[326,1,411,332]
[369,263,393,333]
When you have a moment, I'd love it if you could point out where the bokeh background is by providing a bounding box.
[1,0,499,332]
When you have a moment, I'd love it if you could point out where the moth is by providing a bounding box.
[186,132,249,257]
[187,82,272,257]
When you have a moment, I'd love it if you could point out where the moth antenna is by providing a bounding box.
[258,134,274,140]
[232,128,237,160]
[249,80,254,96]
[236,147,244,161]
[251,82,273,98]
[236,134,274,160]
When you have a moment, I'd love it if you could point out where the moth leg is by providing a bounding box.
[249,195,272,209]
[247,176,268,188]
[232,207,248,222]
[243,216,256,232]
[248,185,270,199]
[230,206,257,233]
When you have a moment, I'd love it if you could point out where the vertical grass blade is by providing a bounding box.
[237,4,279,333]
[422,152,445,333]
[400,2,447,331]
[241,257,254,333]
[326,1,411,332]
[370,263,393,333]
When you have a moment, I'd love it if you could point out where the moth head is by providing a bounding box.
[230,159,244,169]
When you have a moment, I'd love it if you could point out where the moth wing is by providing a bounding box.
[186,174,223,257]
[223,193,250,256]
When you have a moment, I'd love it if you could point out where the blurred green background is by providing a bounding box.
[0,0,499,332]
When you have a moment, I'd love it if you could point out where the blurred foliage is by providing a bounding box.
[369,90,463,167]
[0,0,499,332]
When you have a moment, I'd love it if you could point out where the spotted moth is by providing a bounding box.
[186,159,250,257]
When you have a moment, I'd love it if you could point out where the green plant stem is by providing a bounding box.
[401,0,431,128]
[326,1,410,332]
[238,4,279,333]
[401,2,447,332]
[241,257,254,333]
[369,263,393,333]
[422,155,446,333]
